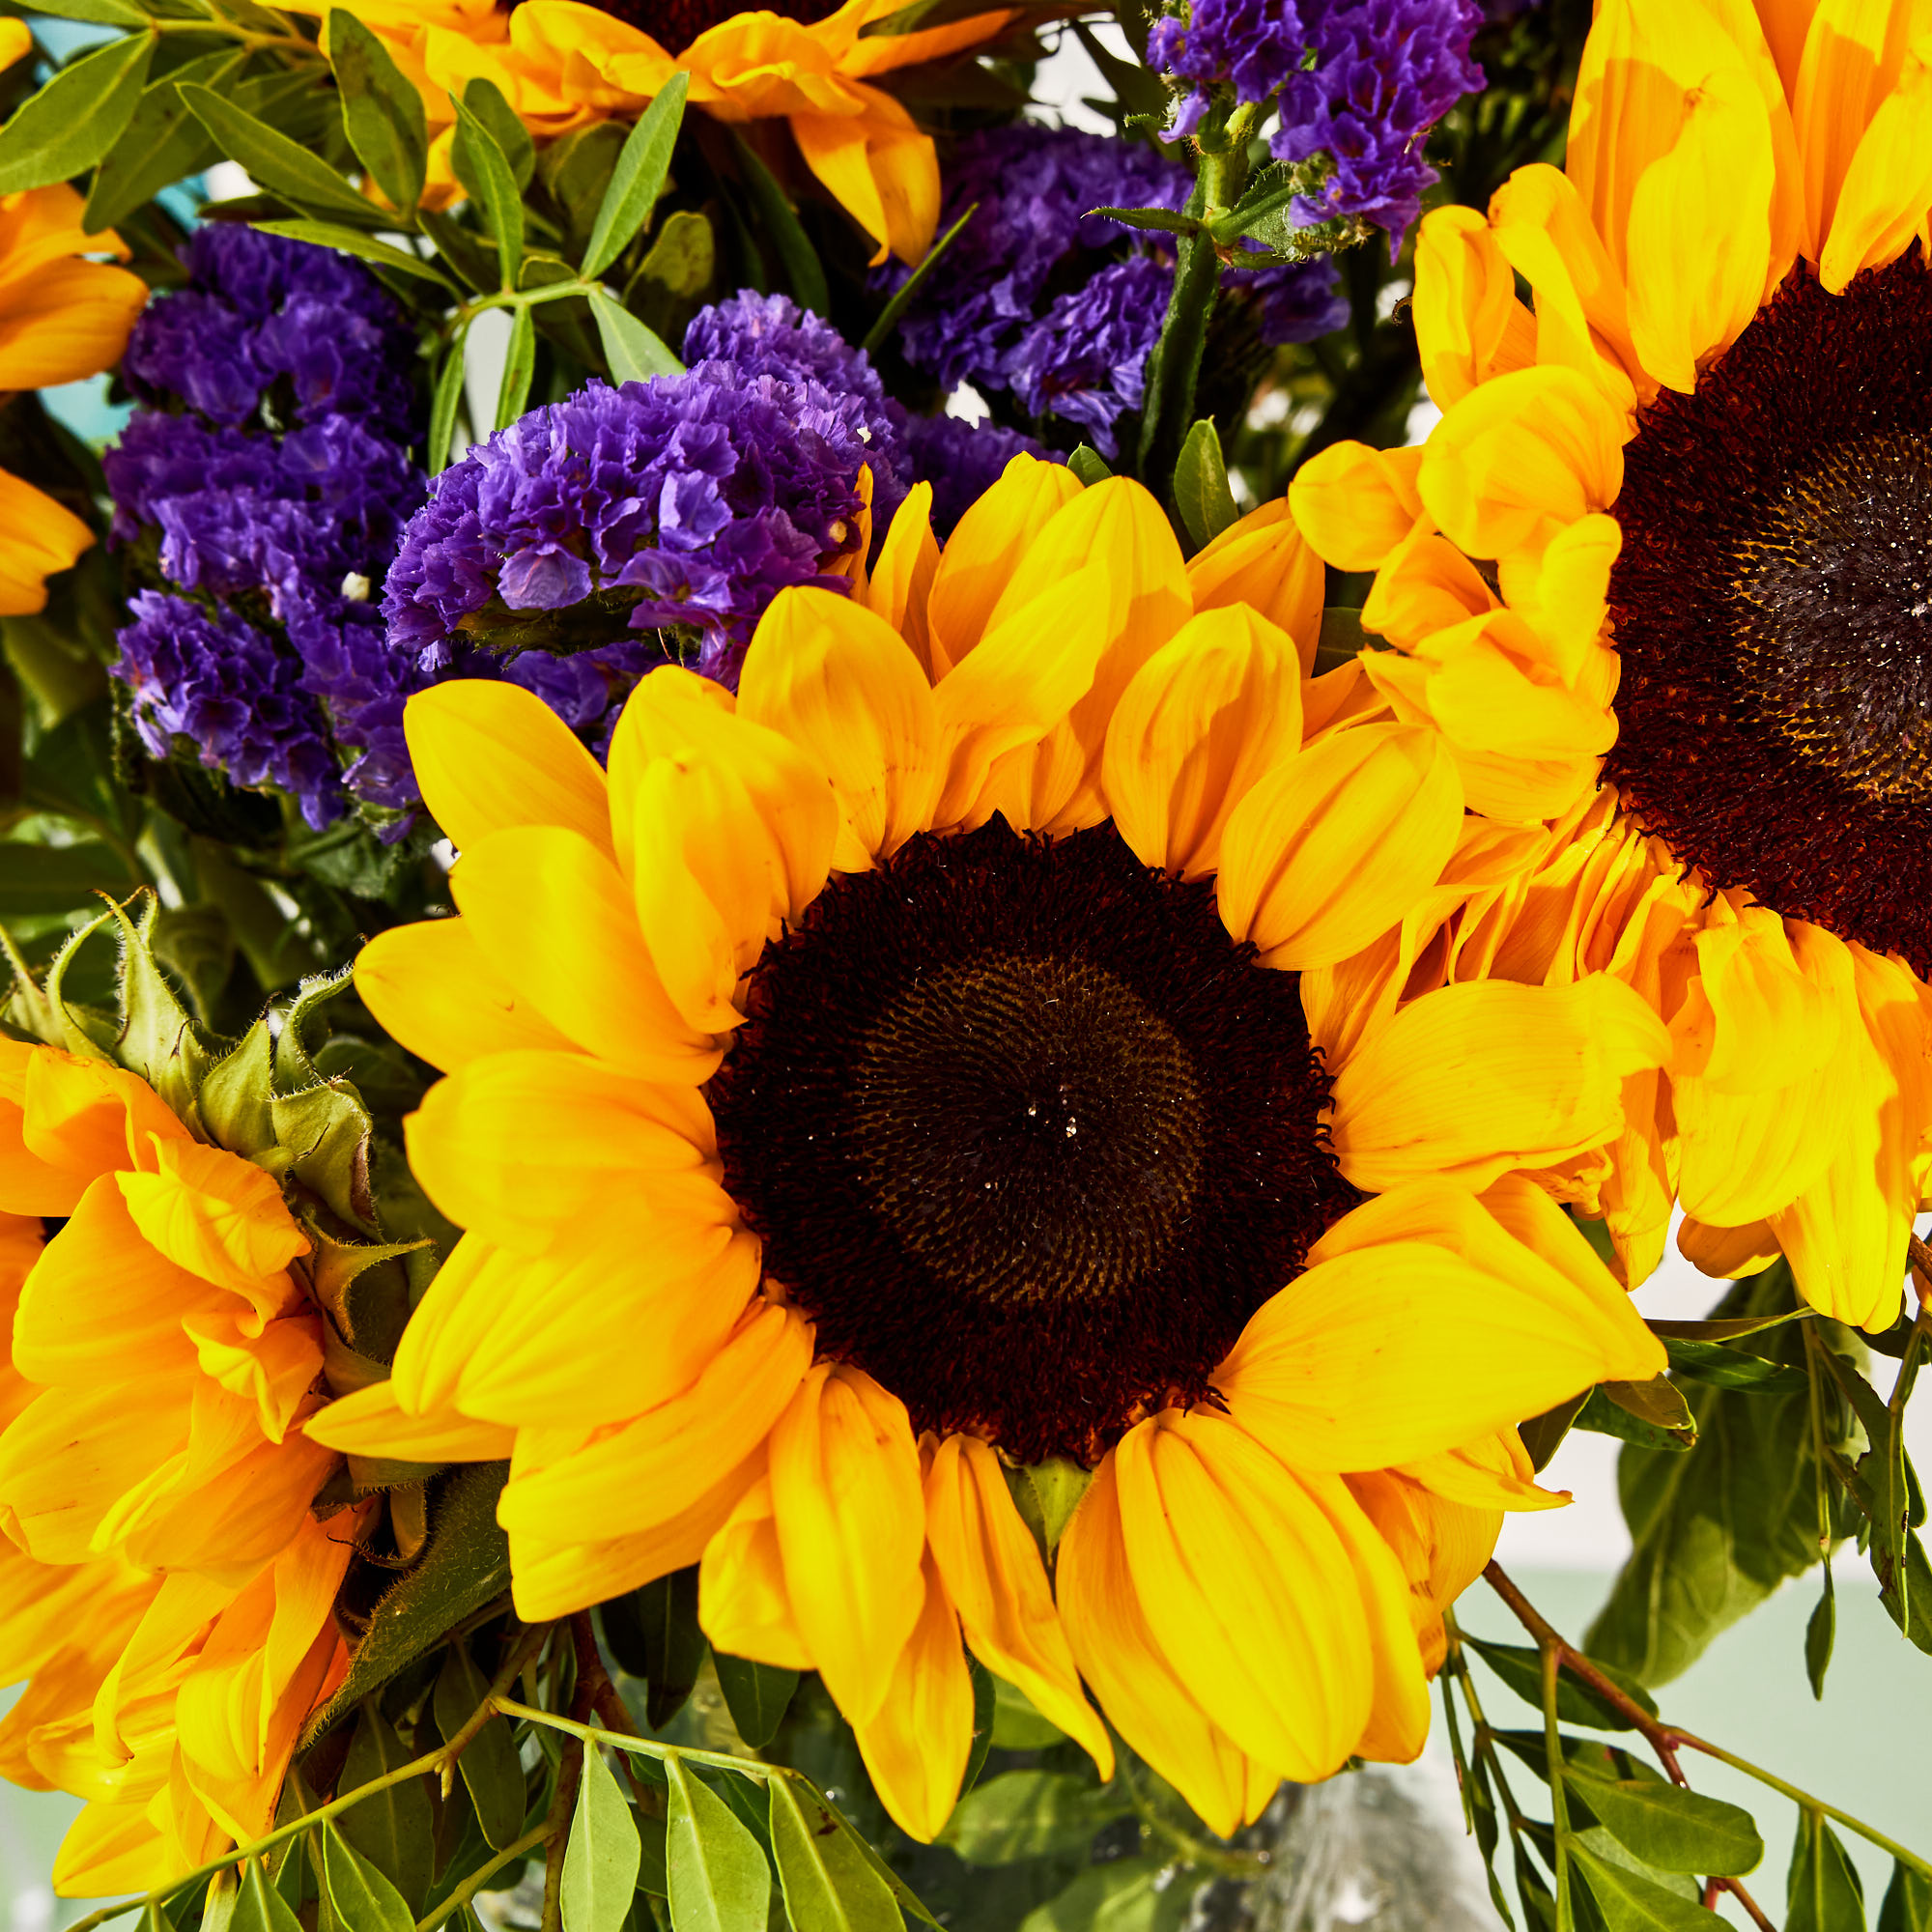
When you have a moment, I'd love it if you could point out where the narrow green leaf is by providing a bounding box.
[1017,1859,1190,1932]
[582,70,688,279]
[860,200,975,355]
[1561,1771,1761,1877]
[462,74,533,190]
[1662,1337,1810,1393]
[1805,1565,1836,1700]
[962,1655,994,1800]
[602,1569,705,1728]
[429,324,469,474]
[83,46,237,235]
[180,83,376,220]
[433,1643,527,1852]
[20,0,149,23]
[496,303,536,429]
[236,1859,304,1932]
[1568,1844,1727,1931]
[1171,417,1239,552]
[714,1655,799,1751]
[448,88,523,285]
[249,218,455,286]
[329,10,427,213]
[769,1779,903,1932]
[588,288,682,384]
[1089,204,1200,238]
[336,1703,433,1910]
[563,1747,643,1932]
[1463,1636,1658,1732]
[857,0,1063,35]
[318,1819,415,1932]
[1880,1862,1932,1932]
[730,132,828,317]
[941,1770,1131,1866]
[0,30,155,194]
[665,1757,771,1932]
[1065,446,1113,488]
[1788,1813,1867,1932]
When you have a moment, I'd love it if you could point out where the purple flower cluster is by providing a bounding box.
[106,226,427,829]
[891,125,1346,459]
[1149,0,1485,241]
[384,358,875,694]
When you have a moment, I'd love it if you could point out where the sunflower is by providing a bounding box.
[0,1042,363,1894]
[293,0,1011,262]
[314,459,1666,1839]
[1288,0,1932,1330]
[0,180,148,614]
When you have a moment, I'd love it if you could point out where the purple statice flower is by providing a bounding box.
[899,414,1048,539]
[384,366,872,692]
[889,124,1345,454]
[114,593,346,829]
[1273,0,1485,238]
[1148,0,1307,136]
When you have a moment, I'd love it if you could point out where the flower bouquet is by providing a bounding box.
[0,0,1925,1929]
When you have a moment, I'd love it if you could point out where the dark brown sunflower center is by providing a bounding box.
[1605,248,1932,971]
[501,0,842,44]
[706,817,1351,1466]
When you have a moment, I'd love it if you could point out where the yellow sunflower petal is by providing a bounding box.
[1112,1408,1374,1784]
[1410,205,1538,412]
[768,1364,925,1728]
[1816,33,1932,291]
[1215,1179,1663,1473]
[404,1050,719,1253]
[851,1552,976,1843]
[1057,1454,1268,1840]
[1677,1215,1781,1278]
[927,455,1085,668]
[923,1434,1112,1777]
[699,1473,813,1672]
[301,1381,515,1461]
[0,469,93,618]
[1101,606,1305,880]
[403,681,614,857]
[451,824,720,1082]
[1397,1434,1569,1512]
[115,1140,306,1303]
[790,97,939,266]
[738,585,943,867]
[1326,976,1669,1193]
[496,1301,812,1543]
[1184,498,1324,673]
[1215,723,1463,972]
[1287,441,1425,573]
[864,481,941,673]
[355,916,579,1072]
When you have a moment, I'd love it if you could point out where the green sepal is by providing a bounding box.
[198,1015,277,1158]
[114,895,219,1125]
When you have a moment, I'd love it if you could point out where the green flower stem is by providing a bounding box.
[1538,1637,1573,1928]
[1115,1755,1268,1880]
[1485,1562,1932,1884]
[414,1824,551,1932]
[494,1697,784,1782]
[151,17,318,55]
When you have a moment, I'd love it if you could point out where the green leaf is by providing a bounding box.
[0,838,136,916]
[248,219,455,287]
[1805,1565,1835,1699]
[768,1777,903,1932]
[1017,1859,1190,1932]
[0,30,156,196]
[448,88,523,285]
[1065,446,1113,488]
[83,46,237,235]
[1171,418,1239,552]
[318,1818,415,1932]
[432,1642,527,1852]
[1788,1813,1867,1932]
[1568,1844,1727,1931]
[988,1677,1064,1750]
[1520,1389,1592,1472]
[1003,1459,1092,1556]
[962,1654,994,1799]
[588,287,682,384]
[1588,1263,1852,1685]
[1562,1770,1761,1877]
[462,74,533,190]
[633,208,713,302]
[856,0,1063,34]
[329,10,426,213]
[1876,1529,1932,1656]
[236,1858,303,1932]
[496,303,536,429]
[180,82,376,220]
[429,324,469,474]
[20,0,149,23]
[1313,605,1368,674]
[337,1702,433,1911]
[1089,204,1200,238]
[730,133,828,317]
[602,1569,705,1729]
[582,70,687,279]
[714,1655,799,1751]
[1880,1862,1932,1932]
[860,200,976,355]
[1577,1377,1697,1450]
[299,1463,512,1748]
[941,1770,1132,1866]
[1463,1636,1658,1732]
[665,1756,771,1932]
[1662,1337,1810,1394]
[564,1747,643,1932]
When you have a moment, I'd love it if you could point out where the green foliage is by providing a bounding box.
[769,1779,905,1932]
[583,72,689,280]
[1170,419,1240,553]
[0,29,155,194]
[564,1749,644,1932]
[318,1819,415,1932]
[329,10,427,214]
[1789,1814,1868,1932]
[714,1656,800,1751]
[434,1645,528,1851]
[335,1705,434,1911]
[604,1570,707,1729]
[668,1757,772,1932]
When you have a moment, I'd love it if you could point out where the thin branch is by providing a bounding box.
[415,1825,550,1932]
